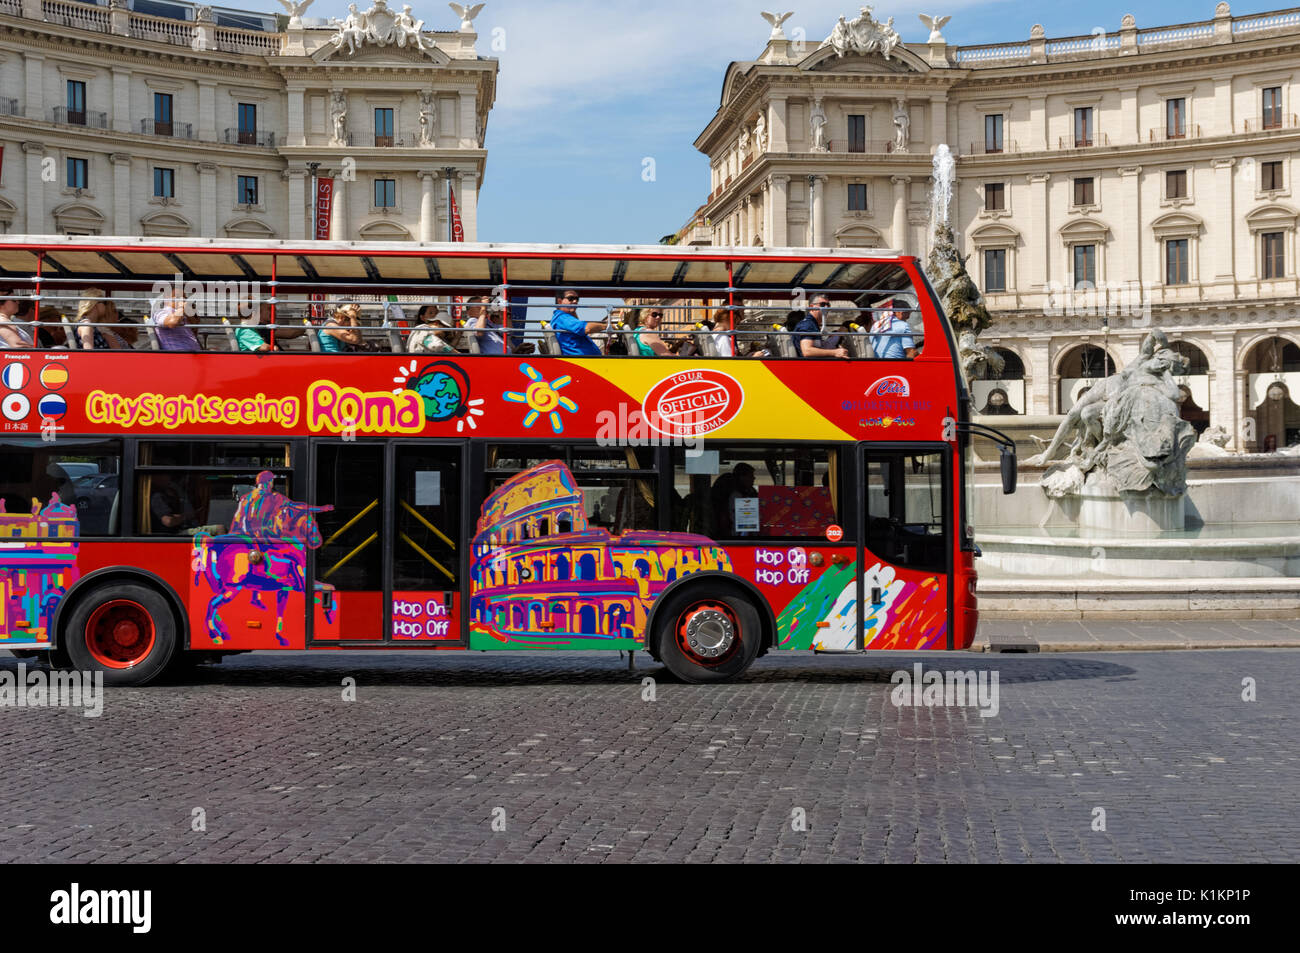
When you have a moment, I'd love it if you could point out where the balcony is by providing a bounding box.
[140,119,195,139]
[0,97,22,118]
[1059,132,1111,149]
[333,132,430,147]
[1242,114,1299,133]
[50,106,108,128]
[1147,124,1201,143]
[224,128,276,147]
[964,140,1019,156]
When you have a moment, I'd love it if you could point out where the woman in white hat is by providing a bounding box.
[76,289,130,350]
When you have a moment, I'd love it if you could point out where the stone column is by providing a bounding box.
[1117,166,1142,286]
[1211,158,1236,289]
[287,87,306,147]
[1117,84,1139,145]
[760,180,771,246]
[457,170,478,241]
[891,174,909,254]
[22,142,45,234]
[285,169,307,240]
[24,54,43,120]
[767,95,788,152]
[109,153,131,235]
[197,161,217,237]
[1027,95,1047,151]
[769,174,789,246]
[198,81,216,142]
[111,68,131,133]
[458,91,477,148]
[330,171,346,240]
[1210,330,1238,448]
[929,94,947,151]
[810,175,827,247]
[740,195,752,246]
[419,170,438,242]
[1027,336,1052,414]
[1027,173,1050,291]
[1214,76,1233,136]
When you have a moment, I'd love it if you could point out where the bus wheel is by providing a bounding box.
[62,584,178,687]
[656,590,761,683]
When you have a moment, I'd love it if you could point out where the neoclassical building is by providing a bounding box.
[0,0,496,241]
[690,4,1300,450]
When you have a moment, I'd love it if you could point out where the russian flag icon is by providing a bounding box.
[38,393,66,420]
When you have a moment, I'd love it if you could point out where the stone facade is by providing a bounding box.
[691,4,1300,450]
[0,0,496,241]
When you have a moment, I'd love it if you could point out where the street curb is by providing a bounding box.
[978,640,1300,653]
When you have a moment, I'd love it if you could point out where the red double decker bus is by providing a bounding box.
[0,237,1014,685]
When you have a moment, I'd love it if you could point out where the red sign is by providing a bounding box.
[314,177,334,241]
[825,524,844,543]
[449,188,465,243]
[643,369,744,438]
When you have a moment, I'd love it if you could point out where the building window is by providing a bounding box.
[984,182,1005,211]
[66,157,88,190]
[985,114,1003,153]
[236,174,258,205]
[984,249,1007,292]
[847,115,865,153]
[1073,177,1095,207]
[1074,107,1093,147]
[237,103,257,144]
[66,80,86,125]
[374,178,396,208]
[1262,231,1285,279]
[1263,86,1282,130]
[1073,244,1096,288]
[153,167,175,199]
[154,92,173,136]
[1166,169,1187,199]
[847,183,867,211]
[1166,98,1186,139]
[1165,239,1189,285]
[375,107,394,147]
[1261,160,1284,192]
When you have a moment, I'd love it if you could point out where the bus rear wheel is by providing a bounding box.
[655,589,761,683]
[62,583,178,687]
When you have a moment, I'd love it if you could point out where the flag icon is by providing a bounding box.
[2,392,29,421]
[1,363,28,389]
[37,394,66,420]
[40,364,69,390]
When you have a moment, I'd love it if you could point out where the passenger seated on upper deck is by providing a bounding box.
[869,298,917,360]
[235,302,279,353]
[406,305,459,354]
[76,290,131,350]
[320,303,375,353]
[632,307,673,357]
[464,296,507,355]
[151,289,201,352]
[0,289,36,349]
[550,290,603,356]
[792,296,849,359]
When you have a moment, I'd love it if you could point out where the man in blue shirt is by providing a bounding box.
[869,299,916,360]
[792,296,849,359]
[550,290,603,356]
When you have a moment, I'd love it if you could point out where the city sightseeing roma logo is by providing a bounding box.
[642,370,744,438]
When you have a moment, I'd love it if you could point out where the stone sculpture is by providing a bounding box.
[276,0,314,29]
[918,13,950,43]
[822,6,902,60]
[449,2,485,32]
[761,10,793,39]
[809,97,828,152]
[330,90,348,144]
[330,0,435,53]
[892,98,910,153]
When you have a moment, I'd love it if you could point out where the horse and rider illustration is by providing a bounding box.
[191,472,335,646]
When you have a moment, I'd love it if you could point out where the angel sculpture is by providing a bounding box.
[449,2,485,32]
[918,14,951,44]
[276,0,314,28]
[760,10,793,40]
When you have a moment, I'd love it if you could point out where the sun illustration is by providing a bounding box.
[503,362,577,433]
[392,360,485,432]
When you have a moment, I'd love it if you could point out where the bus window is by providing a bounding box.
[864,450,947,571]
[671,446,840,540]
[0,438,122,536]
[135,441,292,536]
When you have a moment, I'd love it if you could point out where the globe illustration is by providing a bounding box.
[411,368,465,421]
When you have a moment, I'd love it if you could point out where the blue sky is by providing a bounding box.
[306,0,1282,244]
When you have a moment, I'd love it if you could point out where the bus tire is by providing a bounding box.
[62,583,178,687]
[654,589,761,684]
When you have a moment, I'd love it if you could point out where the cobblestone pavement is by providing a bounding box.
[1,646,1296,863]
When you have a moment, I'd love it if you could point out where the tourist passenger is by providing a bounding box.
[464,296,506,355]
[320,303,371,353]
[406,306,459,354]
[869,298,916,360]
[0,289,35,349]
[76,290,130,350]
[151,289,200,352]
[550,289,603,356]
[792,296,849,359]
[235,302,278,353]
[633,308,672,356]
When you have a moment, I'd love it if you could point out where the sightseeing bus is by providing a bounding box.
[0,236,1015,685]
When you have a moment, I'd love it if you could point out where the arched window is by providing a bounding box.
[578,605,597,634]
[556,553,570,581]
[577,553,597,581]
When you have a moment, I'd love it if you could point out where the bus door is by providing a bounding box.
[309,441,464,645]
[860,445,953,651]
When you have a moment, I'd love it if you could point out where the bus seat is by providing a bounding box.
[844,323,877,359]
[462,320,482,354]
[61,315,81,349]
[381,315,403,352]
[220,317,239,351]
[144,324,161,351]
[619,323,640,356]
[692,323,719,358]
[769,324,798,358]
[538,321,559,356]
[303,318,322,353]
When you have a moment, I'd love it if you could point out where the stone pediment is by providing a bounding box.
[805,49,923,74]
[313,40,449,65]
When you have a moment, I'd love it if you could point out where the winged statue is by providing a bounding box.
[276,0,314,28]
[760,11,793,40]
[449,2,485,31]
[918,14,951,43]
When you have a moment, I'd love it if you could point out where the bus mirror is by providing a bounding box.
[1000,445,1017,495]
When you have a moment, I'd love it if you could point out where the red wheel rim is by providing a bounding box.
[85,600,156,669]
[674,601,740,667]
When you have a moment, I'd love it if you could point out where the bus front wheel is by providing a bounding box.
[655,589,761,683]
[62,583,178,687]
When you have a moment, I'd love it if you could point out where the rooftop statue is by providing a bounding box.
[821,5,902,60]
[329,0,435,54]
